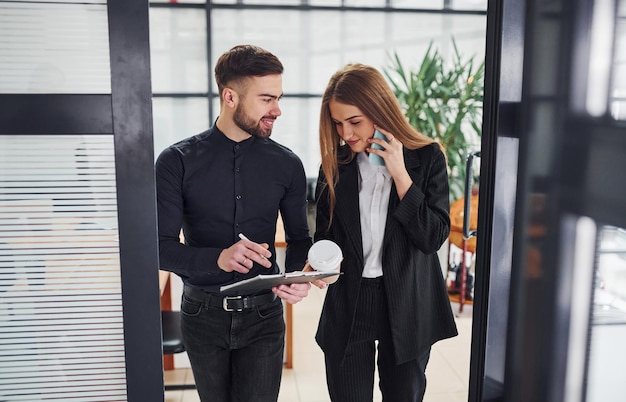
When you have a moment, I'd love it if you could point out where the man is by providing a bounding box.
[155,44,313,402]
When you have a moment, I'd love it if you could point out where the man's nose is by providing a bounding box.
[270,101,281,117]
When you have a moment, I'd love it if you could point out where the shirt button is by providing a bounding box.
[235,145,240,150]
[235,167,240,173]
[236,195,242,200]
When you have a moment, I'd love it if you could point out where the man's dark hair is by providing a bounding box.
[214,44,284,94]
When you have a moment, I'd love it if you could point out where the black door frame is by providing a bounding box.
[469,0,526,400]
[109,0,163,400]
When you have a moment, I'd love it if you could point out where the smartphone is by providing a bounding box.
[368,130,386,166]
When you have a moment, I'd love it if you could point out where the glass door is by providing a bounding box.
[502,0,626,401]
[588,226,626,400]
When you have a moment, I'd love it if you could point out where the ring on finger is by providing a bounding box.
[242,257,248,264]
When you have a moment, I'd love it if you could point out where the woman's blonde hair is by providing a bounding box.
[318,63,441,223]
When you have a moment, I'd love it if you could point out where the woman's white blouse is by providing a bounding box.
[356,152,392,278]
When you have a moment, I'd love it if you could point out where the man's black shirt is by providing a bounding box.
[155,125,312,294]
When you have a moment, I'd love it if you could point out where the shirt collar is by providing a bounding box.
[212,124,258,148]
[356,152,391,181]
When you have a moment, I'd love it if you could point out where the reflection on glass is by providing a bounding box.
[610,0,626,120]
[595,226,626,323]
[585,0,616,117]
[587,225,626,400]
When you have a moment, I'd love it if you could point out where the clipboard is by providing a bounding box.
[220,271,342,294]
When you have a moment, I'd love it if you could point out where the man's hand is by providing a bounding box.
[217,238,272,274]
[272,282,312,304]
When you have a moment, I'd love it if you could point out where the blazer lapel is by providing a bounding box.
[334,160,364,269]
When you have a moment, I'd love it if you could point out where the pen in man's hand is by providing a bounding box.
[238,233,269,260]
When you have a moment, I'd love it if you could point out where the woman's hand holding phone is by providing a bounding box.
[368,127,412,199]
[368,130,387,166]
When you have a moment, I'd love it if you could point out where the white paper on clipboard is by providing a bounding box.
[220,271,341,294]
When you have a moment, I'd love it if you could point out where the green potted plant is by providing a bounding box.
[383,39,484,201]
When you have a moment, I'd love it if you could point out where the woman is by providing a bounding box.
[313,63,458,401]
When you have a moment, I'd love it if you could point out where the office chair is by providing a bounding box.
[161,310,196,391]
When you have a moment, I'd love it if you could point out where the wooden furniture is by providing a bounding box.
[159,270,171,309]
[274,215,293,369]
[159,270,176,370]
[448,193,478,313]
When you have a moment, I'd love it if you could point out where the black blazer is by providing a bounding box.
[314,143,458,365]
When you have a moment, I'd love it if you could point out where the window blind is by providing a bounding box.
[0,135,127,402]
[0,1,110,94]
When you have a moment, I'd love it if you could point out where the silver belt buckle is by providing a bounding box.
[223,295,243,312]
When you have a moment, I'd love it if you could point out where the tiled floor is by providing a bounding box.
[164,288,473,402]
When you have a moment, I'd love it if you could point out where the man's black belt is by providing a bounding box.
[183,285,277,312]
